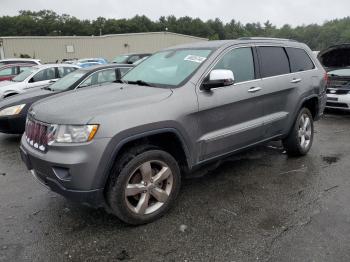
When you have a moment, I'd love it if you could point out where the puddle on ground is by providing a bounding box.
[322,155,340,165]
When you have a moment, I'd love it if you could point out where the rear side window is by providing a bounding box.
[0,67,15,76]
[258,47,290,78]
[119,67,131,77]
[285,48,315,72]
[214,47,255,83]
[79,69,116,87]
[58,67,76,78]
[19,66,32,73]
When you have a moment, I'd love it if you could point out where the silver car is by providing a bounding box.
[20,38,327,225]
[0,64,79,99]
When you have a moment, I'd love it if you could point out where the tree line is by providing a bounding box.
[1,10,350,50]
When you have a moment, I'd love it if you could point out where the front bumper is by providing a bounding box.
[20,135,112,208]
[0,114,26,134]
[326,93,350,111]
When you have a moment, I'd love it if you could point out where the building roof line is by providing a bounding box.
[0,31,208,41]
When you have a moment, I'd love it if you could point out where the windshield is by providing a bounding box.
[113,55,129,63]
[50,70,86,91]
[12,67,36,82]
[122,49,212,87]
[328,68,350,77]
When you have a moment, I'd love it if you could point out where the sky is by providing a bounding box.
[1,0,349,27]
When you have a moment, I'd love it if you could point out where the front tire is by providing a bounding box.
[283,108,314,156]
[106,147,181,225]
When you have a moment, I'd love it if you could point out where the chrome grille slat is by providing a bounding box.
[25,117,49,152]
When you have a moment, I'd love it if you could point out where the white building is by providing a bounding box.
[0,32,207,63]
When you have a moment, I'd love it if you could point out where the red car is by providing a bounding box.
[0,63,35,81]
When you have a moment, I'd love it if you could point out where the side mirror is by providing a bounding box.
[202,69,235,91]
[49,79,58,83]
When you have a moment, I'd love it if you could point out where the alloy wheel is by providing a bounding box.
[125,160,174,215]
[298,113,312,150]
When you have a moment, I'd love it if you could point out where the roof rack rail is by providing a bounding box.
[238,37,298,42]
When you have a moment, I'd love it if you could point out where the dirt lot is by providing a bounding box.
[1,111,350,262]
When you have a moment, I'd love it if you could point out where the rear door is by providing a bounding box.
[256,46,316,138]
[196,46,265,161]
[256,46,296,138]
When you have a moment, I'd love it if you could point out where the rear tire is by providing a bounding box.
[106,146,181,225]
[283,108,314,157]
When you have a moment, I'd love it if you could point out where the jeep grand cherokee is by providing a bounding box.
[20,38,327,225]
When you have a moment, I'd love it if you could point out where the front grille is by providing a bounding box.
[25,117,49,152]
[328,78,350,88]
[326,102,349,108]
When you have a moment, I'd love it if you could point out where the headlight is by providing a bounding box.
[0,104,26,116]
[47,124,99,144]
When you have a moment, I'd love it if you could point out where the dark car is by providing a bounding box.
[0,64,133,134]
[112,53,151,64]
[318,44,350,111]
[0,63,35,82]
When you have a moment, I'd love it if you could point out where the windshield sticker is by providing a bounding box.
[184,55,207,63]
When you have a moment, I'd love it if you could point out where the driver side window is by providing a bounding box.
[214,47,255,83]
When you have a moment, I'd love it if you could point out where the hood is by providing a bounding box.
[30,83,173,124]
[0,88,53,110]
[0,81,25,95]
[318,44,350,69]
[0,80,21,88]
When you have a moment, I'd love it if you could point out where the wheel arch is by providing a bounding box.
[3,91,19,98]
[99,128,192,189]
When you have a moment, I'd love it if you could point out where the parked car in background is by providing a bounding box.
[76,58,108,68]
[318,44,350,111]
[20,38,326,225]
[0,58,41,67]
[0,64,79,99]
[112,53,151,64]
[0,63,35,82]
[0,64,133,134]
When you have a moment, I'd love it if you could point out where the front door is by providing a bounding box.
[196,46,265,162]
[26,67,57,90]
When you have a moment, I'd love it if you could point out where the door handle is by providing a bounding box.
[290,78,302,83]
[248,87,262,93]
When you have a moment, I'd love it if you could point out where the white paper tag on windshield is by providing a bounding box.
[184,55,207,63]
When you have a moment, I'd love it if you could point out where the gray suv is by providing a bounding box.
[20,38,327,225]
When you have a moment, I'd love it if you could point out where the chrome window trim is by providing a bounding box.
[197,44,319,92]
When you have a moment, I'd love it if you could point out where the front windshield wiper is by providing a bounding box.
[127,80,154,87]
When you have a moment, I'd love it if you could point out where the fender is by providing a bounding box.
[284,93,320,137]
[2,91,19,99]
[96,127,192,189]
